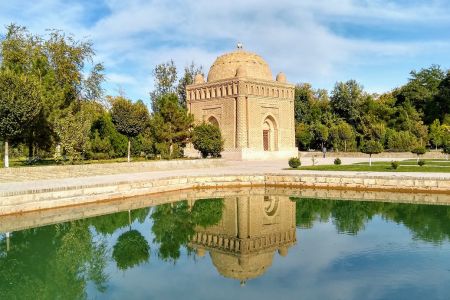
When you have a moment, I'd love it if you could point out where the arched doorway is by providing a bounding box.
[207,116,219,128]
[262,116,277,151]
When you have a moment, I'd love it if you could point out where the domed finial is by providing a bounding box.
[194,73,205,84]
[276,72,286,83]
[236,42,243,50]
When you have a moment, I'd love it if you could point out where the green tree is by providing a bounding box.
[435,71,450,123]
[0,70,42,167]
[429,119,443,150]
[111,97,150,162]
[150,93,193,158]
[295,122,312,150]
[330,80,365,127]
[177,62,203,108]
[192,123,224,158]
[411,146,427,163]
[314,122,329,150]
[150,60,177,112]
[361,139,383,166]
[397,65,445,123]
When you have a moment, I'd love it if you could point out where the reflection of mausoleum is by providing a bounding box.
[186,45,297,160]
[189,195,296,284]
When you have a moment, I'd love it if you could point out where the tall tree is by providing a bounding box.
[177,62,203,108]
[111,97,150,162]
[330,80,365,127]
[150,93,193,158]
[0,70,42,167]
[150,60,177,112]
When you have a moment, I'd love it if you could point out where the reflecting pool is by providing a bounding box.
[1,189,450,300]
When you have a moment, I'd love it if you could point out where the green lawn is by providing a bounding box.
[0,156,154,168]
[291,159,450,173]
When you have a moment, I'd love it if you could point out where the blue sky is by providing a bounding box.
[1,0,450,104]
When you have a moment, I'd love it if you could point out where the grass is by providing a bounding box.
[289,159,450,173]
[0,156,175,168]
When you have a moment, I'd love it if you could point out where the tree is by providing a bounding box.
[0,70,41,167]
[334,121,355,152]
[150,60,177,112]
[361,140,383,166]
[435,71,450,123]
[177,62,203,108]
[398,65,445,123]
[295,122,312,150]
[112,230,149,270]
[429,119,443,150]
[150,93,193,158]
[314,123,329,150]
[192,123,224,158]
[411,146,427,163]
[330,80,365,127]
[111,97,150,162]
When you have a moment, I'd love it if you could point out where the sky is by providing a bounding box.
[1,0,450,104]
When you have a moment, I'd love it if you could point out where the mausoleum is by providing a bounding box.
[186,45,297,160]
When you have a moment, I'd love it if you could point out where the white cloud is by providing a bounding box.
[1,0,449,99]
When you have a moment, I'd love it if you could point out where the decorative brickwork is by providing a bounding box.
[186,47,297,160]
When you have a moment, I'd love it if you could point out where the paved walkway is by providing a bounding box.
[1,157,449,195]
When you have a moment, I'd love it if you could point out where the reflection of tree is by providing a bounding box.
[0,221,108,299]
[151,198,224,261]
[191,198,224,228]
[292,197,450,243]
[113,229,150,270]
[89,208,150,235]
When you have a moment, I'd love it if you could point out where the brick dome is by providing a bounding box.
[207,50,273,82]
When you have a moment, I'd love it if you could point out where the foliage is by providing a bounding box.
[361,140,383,155]
[288,157,301,168]
[150,60,178,112]
[177,62,203,108]
[150,93,193,158]
[0,70,42,141]
[191,198,224,228]
[418,159,426,167]
[334,158,341,165]
[192,123,224,158]
[111,97,149,138]
[295,122,312,150]
[330,80,365,127]
[112,230,150,270]
[411,146,427,156]
[391,161,399,169]
[386,129,417,152]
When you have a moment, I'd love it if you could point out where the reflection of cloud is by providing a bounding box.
[1,0,450,100]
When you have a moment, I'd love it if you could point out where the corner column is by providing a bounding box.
[236,95,247,149]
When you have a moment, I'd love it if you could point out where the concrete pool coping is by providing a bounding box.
[1,164,449,216]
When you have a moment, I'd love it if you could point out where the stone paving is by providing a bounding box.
[1,157,449,195]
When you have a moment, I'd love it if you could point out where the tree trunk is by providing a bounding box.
[344,140,347,152]
[28,142,33,161]
[6,232,10,252]
[128,210,131,231]
[127,139,131,163]
[417,154,419,163]
[4,140,9,168]
[369,154,372,166]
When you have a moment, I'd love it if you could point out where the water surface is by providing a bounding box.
[1,192,450,300]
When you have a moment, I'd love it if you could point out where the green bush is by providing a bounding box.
[391,161,399,169]
[288,157,301,168]
[334,158,342,165]
[192,123,224,158]
[418,159,426,167]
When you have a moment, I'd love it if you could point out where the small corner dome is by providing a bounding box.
[194,73,205,84]
[276,72,286,83]
[235,65,247,77]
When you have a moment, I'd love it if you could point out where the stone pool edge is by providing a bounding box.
[1,172,449,216]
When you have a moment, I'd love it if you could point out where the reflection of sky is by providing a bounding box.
[87,215,450,300]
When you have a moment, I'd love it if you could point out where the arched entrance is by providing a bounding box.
[262,116,277,151]
[207,116,219,128]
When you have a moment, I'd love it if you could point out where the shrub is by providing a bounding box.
[391,161,399,169]
[288,157,301,168]
[418,159,426,167]
[192,123,224,158]
[334,158,342,165]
